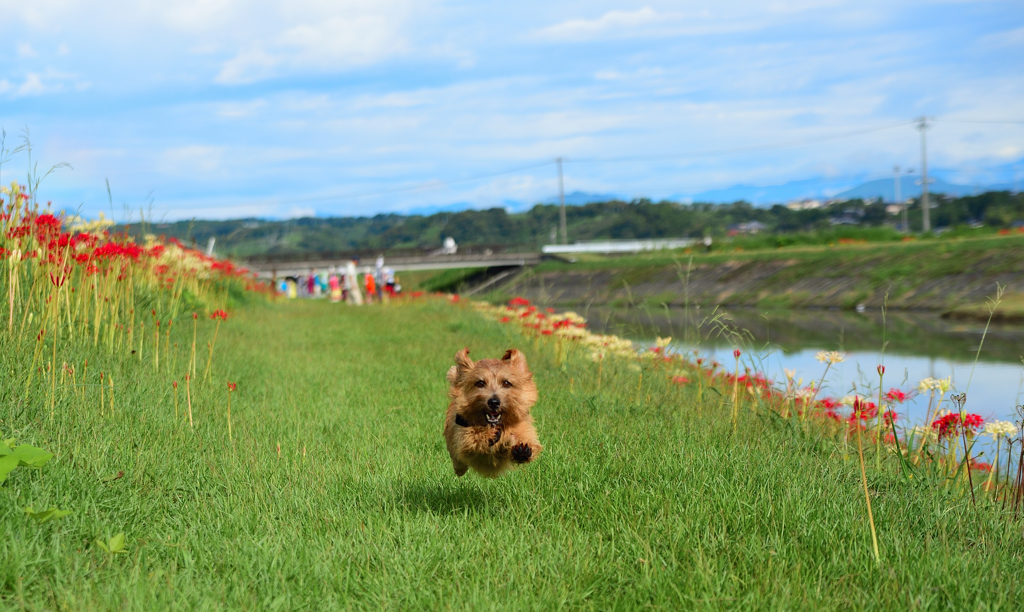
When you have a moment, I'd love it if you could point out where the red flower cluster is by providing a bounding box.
[227,382,237,391]
[885,388,908,403]
[931,413,984,439]
[210,310,229,321]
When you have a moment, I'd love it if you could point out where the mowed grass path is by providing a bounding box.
[2,300,1022,609]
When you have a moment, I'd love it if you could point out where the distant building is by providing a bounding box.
[830,208,865,225]
[727,221,767,235]
[885,204,902,216]
[785,198,824,211]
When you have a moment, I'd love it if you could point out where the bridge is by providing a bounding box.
[244,251,546,279]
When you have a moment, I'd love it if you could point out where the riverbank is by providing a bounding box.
[483,234,1024,320]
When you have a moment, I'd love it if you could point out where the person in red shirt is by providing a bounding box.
[364,272,376,304]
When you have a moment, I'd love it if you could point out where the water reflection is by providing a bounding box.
[582,307,1024,428]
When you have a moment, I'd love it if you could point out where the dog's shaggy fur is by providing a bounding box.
[443,348,542,477]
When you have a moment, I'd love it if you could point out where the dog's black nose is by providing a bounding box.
[487,396,500,410]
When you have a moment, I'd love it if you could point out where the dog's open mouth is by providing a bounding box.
[486,410,501,425]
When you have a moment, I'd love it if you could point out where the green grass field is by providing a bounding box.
[2,299,1022,609]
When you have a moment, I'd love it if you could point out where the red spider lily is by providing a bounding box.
[193,313,198,320]
[877,365,885,376]
[545,307,555,314]
[48,270,68,287]
[672,376,690,384]
[509,297,531,307]
[500,316,511,323]
[227,382,237,391]
[932,413,984,439]
[884,388,908,403]
[970,460,992,472]
[210,309,228,321]
[733,349,741,359]
[541,329,553,336]
[850,398,878,420]
[173,381,178,389]
[883,410,897,426]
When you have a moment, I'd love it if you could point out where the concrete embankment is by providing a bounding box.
[494,236,1024,319]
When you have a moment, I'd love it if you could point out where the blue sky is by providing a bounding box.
[1,0,1022,221]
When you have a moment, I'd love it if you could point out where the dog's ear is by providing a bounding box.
[454,348,474,376]
[502,349,529,372]
[446,365,458,384]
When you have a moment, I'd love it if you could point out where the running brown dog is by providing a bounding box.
[443,348,543,477]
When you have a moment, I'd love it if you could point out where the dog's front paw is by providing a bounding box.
[511,443,533,464]
[488,426,503,446]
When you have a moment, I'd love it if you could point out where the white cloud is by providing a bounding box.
[595,67,664,81]
[214,9,412,84]
[16,73,48,96]
[285,206,316,218]
[158,145,226,176]
[536,7,660,41]
[217,99,267,119]
[17,42,37,58]
[980,26,1024,48]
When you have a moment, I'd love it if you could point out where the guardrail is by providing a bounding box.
[541,238,696,254]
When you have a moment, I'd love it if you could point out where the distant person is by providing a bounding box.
[364,272,376,304]
[345,261,364,305]
[329,273,342,303]
[384,267,396,297]
[307,270,316,297]
[286,279,298,299]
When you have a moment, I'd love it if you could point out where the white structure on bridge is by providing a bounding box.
[541,238,696,255]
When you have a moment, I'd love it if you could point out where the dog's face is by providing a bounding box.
[448,348,537,426]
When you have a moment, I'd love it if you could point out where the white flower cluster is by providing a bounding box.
[65,212,116,234]
[917,377,952,393]
[815,351,845,365]
[983,420,1019,439]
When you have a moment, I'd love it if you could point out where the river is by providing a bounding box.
[580,306,1024,435]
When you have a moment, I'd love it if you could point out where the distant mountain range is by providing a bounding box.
[349,168,1021,220]
[684,176,1015,205]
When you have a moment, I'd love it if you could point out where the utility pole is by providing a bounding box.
[894,165,906,233]
[556,157,567,245]
[916,117,932,233]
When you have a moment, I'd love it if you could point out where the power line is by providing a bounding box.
[932,119,1024,125]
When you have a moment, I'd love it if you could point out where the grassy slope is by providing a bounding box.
[2,300,1022,609]
[482,234,1024,315]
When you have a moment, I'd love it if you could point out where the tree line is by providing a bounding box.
[131,190,1024,258]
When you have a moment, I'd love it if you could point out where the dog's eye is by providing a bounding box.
[502,380,513,388]
[474,380,486,388]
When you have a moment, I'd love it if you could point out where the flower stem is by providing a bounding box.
[855,406,881,564]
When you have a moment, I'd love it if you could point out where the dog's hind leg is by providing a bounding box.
[452,459,469,477]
